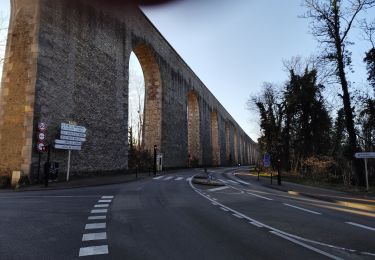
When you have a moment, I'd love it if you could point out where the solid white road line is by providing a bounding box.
[227,180,238,184]
[270,231,343,260]
[98,200,111,203]
[346,222,375,232]
[220,207,229,212]
[79,245,108,257]
[153,176,164,180]
[232,213,243,219]
[175,177,184,181]
[283,203,322,215]
[188,176,363,258]
[85,223,106,230]
[82,232,107,241]
[219,179,228,183]
[249,221,263,228]
[94,204,109,208]
[102,196,114,199]
[91,209,108,214]
[208,186,230,192]
[247,192,273,201]
[88,216,106,220]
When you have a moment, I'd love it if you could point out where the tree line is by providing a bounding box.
[249,0,375,187]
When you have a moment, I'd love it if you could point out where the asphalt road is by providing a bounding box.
[0,167,374,259]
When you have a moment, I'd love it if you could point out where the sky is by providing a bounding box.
[1,0,374,141]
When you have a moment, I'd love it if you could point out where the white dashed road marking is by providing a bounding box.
[208,186,230,192]
[94,204,109,208]
[88,216,106,220]
[346,222,375,232]
[80,196,114,257]
[79,245,109,257]
[164,176,174,181]
[85,223,106,230]
[175,177,184,181]
[283,203,321,215]
[247,192,273,201]
[91,209,108,214]
[153,176,164,180]
[82,232,107,241]
[249,221,263,228]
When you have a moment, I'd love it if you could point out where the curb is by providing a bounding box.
[13,175,150,192]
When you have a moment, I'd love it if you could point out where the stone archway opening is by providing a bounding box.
[187,91,201,166]
[128,44,162,170]
[131,44,162,153]
[234,128,239,164]
[225,121,231,165]
[211,111,220,166]
[128,52,145,150]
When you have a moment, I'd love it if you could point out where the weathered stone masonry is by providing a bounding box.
[0,0,259,178]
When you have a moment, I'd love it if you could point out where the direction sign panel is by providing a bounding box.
[54,144,81,150]
[61,123,86,133]
[61,130,86,138]
[60,135,86,142]
[55,139,82,146]
[355,152,375,159]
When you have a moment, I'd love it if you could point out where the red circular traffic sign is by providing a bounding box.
[38,122,47,131]
[38,132,46,141]
[37,142,47,152]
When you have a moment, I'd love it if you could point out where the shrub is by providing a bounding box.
[0,175,10,188]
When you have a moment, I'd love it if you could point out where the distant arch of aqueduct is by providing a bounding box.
[0,0,259,178]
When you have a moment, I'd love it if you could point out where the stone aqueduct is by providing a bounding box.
[0,0,259,178]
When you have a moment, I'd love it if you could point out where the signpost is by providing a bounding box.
[54,122,87,182]
[37,122,48,182]
[355,152,375,191]
[263,154,272,184]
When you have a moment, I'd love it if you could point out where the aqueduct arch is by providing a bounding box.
[211,111,220,166]
[187,91,201,165]
[0,0,257,177]
[132,44,162,152]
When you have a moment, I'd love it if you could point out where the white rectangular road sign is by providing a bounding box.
[355,152,375,159]
[61,130,86,138]
[61,123,86,133]
[60,135,86,142]
[55,139,82,146]
[55,144,81,150]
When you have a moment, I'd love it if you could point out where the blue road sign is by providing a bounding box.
[263,154,271,167]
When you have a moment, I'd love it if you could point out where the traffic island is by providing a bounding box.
[192,175,223,186]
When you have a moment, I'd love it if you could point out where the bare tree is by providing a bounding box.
[303,0,375,185]
[0,13,8,71]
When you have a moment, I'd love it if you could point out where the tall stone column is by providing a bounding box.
[0,0,40,177]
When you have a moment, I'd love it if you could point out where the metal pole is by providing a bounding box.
[153,145,157,176]
[67,150,71,182]
[365,158,369,191]
[277,159,281,186]
[37,152,41,182]
[270,168,273,185]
